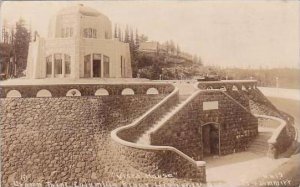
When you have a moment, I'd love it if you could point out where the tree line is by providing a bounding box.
[1,18,32,78]
[114,24,203,79]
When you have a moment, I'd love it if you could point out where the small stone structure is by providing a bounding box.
[150,90,258,160]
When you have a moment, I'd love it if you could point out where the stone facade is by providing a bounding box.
[26,4,132,79]
[197,81,296,159]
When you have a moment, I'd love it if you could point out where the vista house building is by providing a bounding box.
[26,4,132,79]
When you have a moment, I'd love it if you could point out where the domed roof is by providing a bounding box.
[58,4,102,17]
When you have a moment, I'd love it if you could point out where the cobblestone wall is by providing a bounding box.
[151,91,258,160]
[0,95,165,186]
[111,142,206,183]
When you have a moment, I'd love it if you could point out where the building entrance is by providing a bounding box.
[202,123,220,157]
[93,54,101,77]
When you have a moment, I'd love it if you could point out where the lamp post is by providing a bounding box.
[276,77,279,88]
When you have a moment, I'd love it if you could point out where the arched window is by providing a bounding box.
[46,55,52,75]
[6,90,21,98]
[146,88,159,95]
[95,88,109,96]
[84,55,91,77]
[36,89,52,97]
[54,54,62,75]
[121,88,134,95]
[83,28,97,38]
[220,86,226,91]
[232,85,239,91]
[103,55,109,78]
[64,54,71,74]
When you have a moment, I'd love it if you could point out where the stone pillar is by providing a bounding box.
[51,55,55,78]
[101,54,103,78]
[90,54,93,78]
[62,54,65,77]
[196,161,206,183]
[267,143,277,159]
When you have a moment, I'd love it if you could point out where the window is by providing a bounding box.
[61,27,73,38]
[103,55,109,78]
[83,28,97,38]
[105,32,109,39]
[122,59,126,77]
[54,54,62,75]
[61,28,65,38]
[92,29,97,38]
[84,54,91,77]
[65,54,71,74]
[66,28,69,37]
[46,55,52,75]
[120,56,123,76]
[70,28,73,37]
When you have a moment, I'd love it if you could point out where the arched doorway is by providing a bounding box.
[202,123,220,157]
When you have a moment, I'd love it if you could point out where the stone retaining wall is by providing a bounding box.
[111,141,206,182]
[0,95,165,186]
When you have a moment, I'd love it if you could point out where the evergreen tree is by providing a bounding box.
[124,25,129,43]
[176,44,180,56]
[129,28,135,51]
[118,27,121,42]
[14,18,30,77]
[135,28,139,49]
[197,55,203,65]
[114,24,117,38]
[169,40,175,54]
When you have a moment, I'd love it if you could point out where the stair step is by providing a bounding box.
[136,94,193,145]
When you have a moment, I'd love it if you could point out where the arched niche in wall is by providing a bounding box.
[36,89,52,97]
[220,86,226,91]
[121,88,135,95]
[6,90,22,98]
[146,87,159,95]
[232,85,239,91]
[95,88,109,96]
[66,89,81,96]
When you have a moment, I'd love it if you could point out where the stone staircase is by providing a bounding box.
[247,130,273,155]
[136,95,190,145]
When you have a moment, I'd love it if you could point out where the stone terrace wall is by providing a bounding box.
[111,141,206,183]
[0,95,165,186]
[0,83,174,98]
[151,90,258,160]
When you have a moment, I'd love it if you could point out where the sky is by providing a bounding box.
[1,1,299,68]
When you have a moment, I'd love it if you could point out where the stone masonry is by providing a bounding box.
[0,95,166,186]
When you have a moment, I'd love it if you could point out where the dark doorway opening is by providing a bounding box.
[93,60,101,77]
[202,123,220,157]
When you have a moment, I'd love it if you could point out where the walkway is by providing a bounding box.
[205,152,289,186]
[204,123,289,186]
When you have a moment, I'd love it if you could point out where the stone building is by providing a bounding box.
[26,4,132,79]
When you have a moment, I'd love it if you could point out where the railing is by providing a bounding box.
[197,80,257,91]
[255,114,296,158]
[110,87,206,182]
